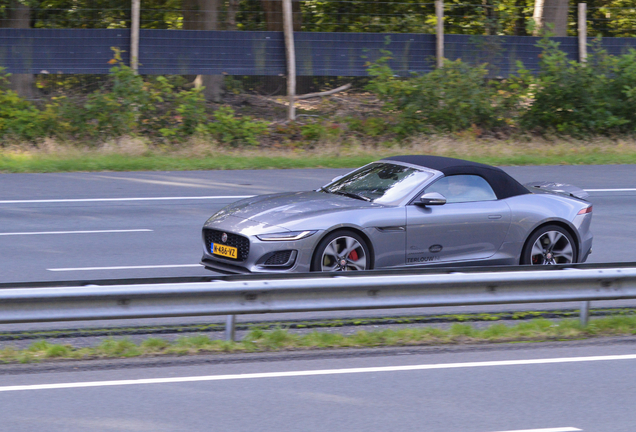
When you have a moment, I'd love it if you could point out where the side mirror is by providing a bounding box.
[418,192,446,206]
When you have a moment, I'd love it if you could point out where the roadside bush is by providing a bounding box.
[602,48,636,130]
[145,76,210,140]
[11,40,636,146]
[519,39,629,135]
[366,54,523,136]
[205,106,268,146]
[1,56,268,145]
[344,116,389,137]
[300,120,346,142]
[55,51,211,142]
[0,59,267,145]
[0,70,57,142]
[55,51,152,139]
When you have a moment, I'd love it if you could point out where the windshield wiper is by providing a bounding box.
[333,191,371,202]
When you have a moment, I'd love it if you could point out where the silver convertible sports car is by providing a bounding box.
[201,155,593,274]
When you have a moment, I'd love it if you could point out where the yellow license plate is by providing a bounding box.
[212,243,238,259]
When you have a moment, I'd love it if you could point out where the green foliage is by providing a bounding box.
[11,36,636,146]
[140,337,170,352]
[300,120,345,142]
[174,335,215,348]
[520,39,627,135]
[95,338,142,357]
[299,0,533,35]
[366,53,524,135]
[0,70,57,142]
[364,41,636,137]
[0,52,272,145]
[205,106,268,146]
[73,53,148,138]
[9,313,636,363]
[54,50,211,142]
[344,116,388,137]
[2,0,634,41]
[520,39,636,135]
[602,49,636,129]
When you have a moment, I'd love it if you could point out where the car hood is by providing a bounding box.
[209,191,382,228]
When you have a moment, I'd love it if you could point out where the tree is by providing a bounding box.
[532,0,569,36]
[262,0,313,95]
[0,0,36,98]
[183,0,223,102]
[513,0,529,36]
[262,0,300,31]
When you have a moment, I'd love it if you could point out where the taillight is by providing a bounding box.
[578,205,593,215]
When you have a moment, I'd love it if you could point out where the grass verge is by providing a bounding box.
[3,316,636,364]
[3,136,636,173]
[8,308,632,342]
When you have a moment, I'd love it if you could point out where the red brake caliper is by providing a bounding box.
[348,249,359,261]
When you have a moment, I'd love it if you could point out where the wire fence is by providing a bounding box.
[2,1,636,97]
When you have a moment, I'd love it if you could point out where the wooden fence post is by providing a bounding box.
[578,3,587,63]
[436,0,444,69]
[282,0,296,121]
[131,0,140,73]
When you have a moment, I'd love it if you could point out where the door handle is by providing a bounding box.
[488,215,502,219]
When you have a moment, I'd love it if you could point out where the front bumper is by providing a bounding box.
[200,257,253,274]
[200,229,323,274]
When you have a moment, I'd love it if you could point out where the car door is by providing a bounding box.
[405,175,511,265]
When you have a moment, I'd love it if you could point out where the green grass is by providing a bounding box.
[3,308,612,342]
[3,138,636,173]
[1,153,635,174]
[3,316,636,364]
[0,153,383,173]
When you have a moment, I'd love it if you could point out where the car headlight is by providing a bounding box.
[256,231,317,241]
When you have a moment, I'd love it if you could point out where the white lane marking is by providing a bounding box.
[0,195,253,204]
[92,175,239,189]
[47,264,202,272]
[2,354,636,393]
[0,229,152,236]
[0,189,632,204]
[490,428,581,432]
[585,188,636,192]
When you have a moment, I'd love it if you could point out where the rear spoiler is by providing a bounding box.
[524,181,590,200]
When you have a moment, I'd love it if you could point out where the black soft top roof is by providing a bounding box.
[383,155,530,200]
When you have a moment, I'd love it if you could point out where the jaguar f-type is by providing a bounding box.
[201,155,593,273]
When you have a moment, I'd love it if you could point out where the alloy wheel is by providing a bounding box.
[530,230,574,265]
[320,235,367,271]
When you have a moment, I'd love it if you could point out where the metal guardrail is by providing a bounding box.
[2,266,636,340]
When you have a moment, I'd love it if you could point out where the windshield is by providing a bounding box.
[321,163,432,205]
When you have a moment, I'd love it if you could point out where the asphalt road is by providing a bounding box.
[2,166,636,432]
[2,165,636,282]
[1,338,636,431]
[1,164,636,331]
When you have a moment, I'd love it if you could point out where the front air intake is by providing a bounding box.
[204,229,250,262]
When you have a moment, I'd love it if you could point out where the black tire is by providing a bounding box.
[520,224,577,265]
[310,230,371,272]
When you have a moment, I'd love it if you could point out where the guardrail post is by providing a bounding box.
[580,301,591,327]
[225,314,236,342]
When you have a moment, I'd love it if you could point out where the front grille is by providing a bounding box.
[263,250,293,266]
[204,229,250,262]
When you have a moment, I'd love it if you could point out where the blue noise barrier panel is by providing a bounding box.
[2,29,636,77]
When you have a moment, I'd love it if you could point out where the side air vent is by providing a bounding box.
[260,250,297,268]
